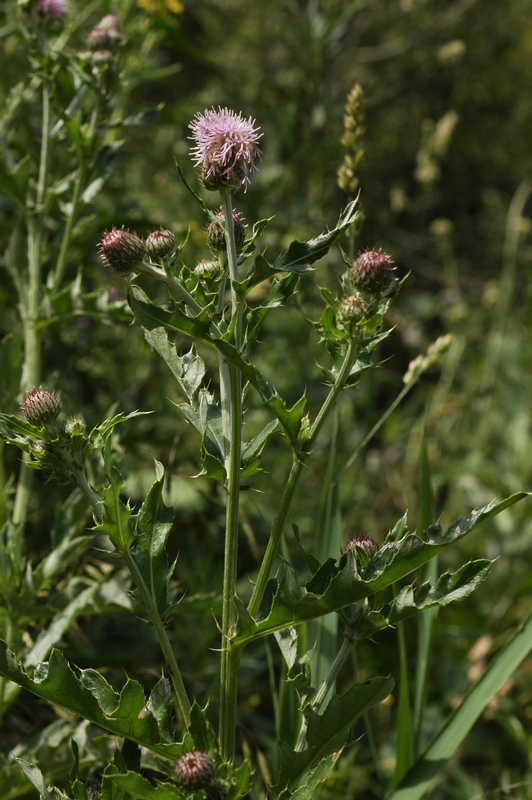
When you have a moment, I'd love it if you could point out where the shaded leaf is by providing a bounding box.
[237,495,528,644]
[0,644,173,755]
[277,752,341,800]
[274,676,392,794]
[274,200,359,272]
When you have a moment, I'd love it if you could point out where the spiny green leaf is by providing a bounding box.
[235,495,528,644]
[0,644,173,754]
[132,462,175,617]
[189,702,219,756]
[274,199,359,272]
[128,285,214,347]
[274,676,392,794]
[95,466,134,552]
[107,772,184,800]
[277,753,341,799]
[241,420,278,468]
[15,759,54,800]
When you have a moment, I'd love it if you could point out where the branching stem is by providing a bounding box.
[248,341,358,618]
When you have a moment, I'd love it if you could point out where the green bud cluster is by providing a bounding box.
[206,207,246,253]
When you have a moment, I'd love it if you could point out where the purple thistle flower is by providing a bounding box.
[189,107,262,192]
[38,0,67,19]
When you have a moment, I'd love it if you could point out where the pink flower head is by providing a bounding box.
[189,107,262,192]
[38,0,67,19]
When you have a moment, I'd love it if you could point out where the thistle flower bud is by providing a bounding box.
[87,14,121,50]
[345,535,379,559]
[98,227,145,274]
[206,208,246,252]
[146,229,176,259]
[175,751,215,792]
[351,249,396,294]
[22,389,62,428]
[38,0,67,19]
[338,293,369,326]
[195,259,223,282]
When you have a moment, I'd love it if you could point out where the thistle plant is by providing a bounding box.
[0,6,531,800]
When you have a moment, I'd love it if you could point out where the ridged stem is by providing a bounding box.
[247,341,358,619]
[13,80,51,526]
[218,191,244,762]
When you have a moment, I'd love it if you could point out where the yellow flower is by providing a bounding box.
[137,0,184,18]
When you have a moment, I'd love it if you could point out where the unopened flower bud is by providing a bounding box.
[38,0,67,19]
[22,389,62,428]
[98,227,145,273]
[338,293,369,326]
[146,229,176,259]
[206,208,246,252]
[175,751,215,792]
[87,14,121,49]
[351,249,396,294]
[345,535,379,559]
[195,259,223,282]
[90,49,113,65]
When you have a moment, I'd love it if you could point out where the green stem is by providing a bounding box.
[52,162,85,293]
[140,261,203,316]
[121,545,191,730]
[13,81,51,526]
[218,191,244,761]
[248,341,358,619]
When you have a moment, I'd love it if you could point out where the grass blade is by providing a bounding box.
[386,610,532,800]
[413,432,437,755]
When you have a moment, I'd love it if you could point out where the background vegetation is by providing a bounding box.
[0,0,531,797]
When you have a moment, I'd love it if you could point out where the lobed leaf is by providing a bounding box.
[273,676,393,794]
[0,644,174,754]
[277,752,341,800]
[236,494,528,645]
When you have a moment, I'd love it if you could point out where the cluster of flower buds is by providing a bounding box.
[206,207,246,253]
[98,226,176,274]
[403,333,454,385]
[337,83,365,196]
[79,14,122,66]
[336,248,396,333]
[20,388,90,483]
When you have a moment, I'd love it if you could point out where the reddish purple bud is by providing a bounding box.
[175,751,215,792]
[98,227,145,273]
[206,207,246,252]
[189,107,262,192]
[38,0,67,19]
[22,388,62,428]
[146,229,176,259]
[345,535,379,559]
[351,249,396,294]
